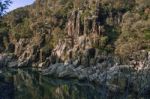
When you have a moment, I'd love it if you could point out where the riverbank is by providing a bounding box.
[1,53,150,98]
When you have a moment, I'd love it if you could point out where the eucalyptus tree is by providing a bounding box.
[0,0,12,16]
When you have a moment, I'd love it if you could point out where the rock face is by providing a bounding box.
[1,0,149,70]
[5,33,51,68]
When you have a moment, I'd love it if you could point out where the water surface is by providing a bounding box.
[0,69,108,99]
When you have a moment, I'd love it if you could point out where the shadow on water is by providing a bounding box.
[0,68,105,99]
[0,68,149,99]
[0,73,15,99]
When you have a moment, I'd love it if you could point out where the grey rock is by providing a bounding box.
[58,65,77,78]
[0,54,15,68]
[38,62,45,68]
[7,61,18,68]
[42,63,63,75]
[73,59,80,66]
[18,58,32,67]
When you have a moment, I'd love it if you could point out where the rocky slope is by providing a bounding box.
[0,0,149,67]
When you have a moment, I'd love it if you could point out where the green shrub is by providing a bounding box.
[144,29,150,40]
[11,18,33,39]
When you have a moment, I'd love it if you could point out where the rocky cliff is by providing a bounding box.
[0,0,150,69]
[0,0,150,71]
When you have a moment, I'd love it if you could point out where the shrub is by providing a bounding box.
[144,29,150,40]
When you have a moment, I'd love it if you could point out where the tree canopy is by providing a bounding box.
[0,0,12,16]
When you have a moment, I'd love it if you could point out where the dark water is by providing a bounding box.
[0,68,147,99]
[0,68,107,99]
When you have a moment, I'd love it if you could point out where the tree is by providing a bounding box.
[0,0,12,16]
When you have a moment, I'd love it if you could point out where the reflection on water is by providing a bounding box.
[1,68,146,99]
[0,69,106,99]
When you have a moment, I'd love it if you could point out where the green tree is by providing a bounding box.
[0,0,12,16]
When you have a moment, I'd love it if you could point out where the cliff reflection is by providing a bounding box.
[0,69,102,99]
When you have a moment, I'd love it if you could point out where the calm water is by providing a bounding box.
[0,68,107,99]
[0,68,146,99]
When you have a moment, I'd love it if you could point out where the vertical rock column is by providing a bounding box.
[67,10,77,48]
[40,49,43,63]
[84,17,88,35]
[76,10,81,36]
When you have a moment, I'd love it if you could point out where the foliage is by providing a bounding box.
[1,0,150,57]
[144,29,150,40]
[50,27,66,48]
[11,18,33,39]
[0,0,12,16]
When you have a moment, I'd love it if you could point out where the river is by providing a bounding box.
[0,68,148,99]
[0,68,111,99]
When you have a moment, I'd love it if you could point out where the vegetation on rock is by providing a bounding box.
[0,0,150,63]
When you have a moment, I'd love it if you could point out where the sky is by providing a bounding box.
[7,0,35,12]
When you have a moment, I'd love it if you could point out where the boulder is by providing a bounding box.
[18,58,32,67]
[58,65,77,78]
[38,62,45,68]
[64,59,72,65]
[42,63,77,78]
[73,59,80,67]
[42,63,64,75]
[7,61,18,68]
